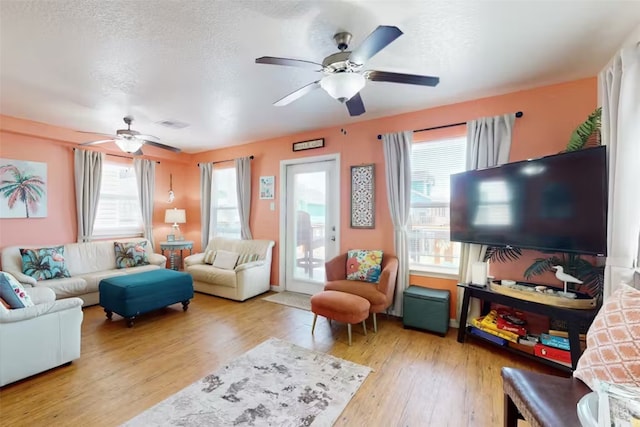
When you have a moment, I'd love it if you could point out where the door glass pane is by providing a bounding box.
[293,171,326,282]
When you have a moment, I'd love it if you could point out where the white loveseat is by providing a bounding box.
[1,238,166,306]
[0,287,83,387]
[184,237,275,301]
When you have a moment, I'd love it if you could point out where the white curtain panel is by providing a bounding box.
[382,131,412,317]
[457,114,515,324]
[235,156,253,240]
[199,162,213,250]
[73,149,103,243]
[599,43,640,297]
[134,158,156,248]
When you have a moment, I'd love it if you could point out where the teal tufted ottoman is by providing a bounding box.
[99,269,194,327]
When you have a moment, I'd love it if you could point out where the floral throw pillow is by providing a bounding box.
[20,246,71,281]
[114,241,150,269]
[0,271,34,308]
[346,249,383,283]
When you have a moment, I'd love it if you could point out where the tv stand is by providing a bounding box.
[457,283,599,372]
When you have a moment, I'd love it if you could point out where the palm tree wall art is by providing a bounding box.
[0,159,47,218]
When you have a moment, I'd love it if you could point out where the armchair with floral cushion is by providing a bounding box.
[324,250,398,332]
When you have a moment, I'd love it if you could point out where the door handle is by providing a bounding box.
[330,236,336,241]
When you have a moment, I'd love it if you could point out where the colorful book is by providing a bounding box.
[540,333,570,351]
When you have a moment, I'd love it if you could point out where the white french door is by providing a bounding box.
[280,154,340,295]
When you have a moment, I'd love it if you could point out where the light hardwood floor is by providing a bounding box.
[0,292,560,426]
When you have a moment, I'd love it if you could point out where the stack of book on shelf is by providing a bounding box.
[532,329,585,367]
[469,309,526,346]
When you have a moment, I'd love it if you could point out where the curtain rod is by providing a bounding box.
[198,155,254,167]
[72,148,160,163]
[376,111,523,140]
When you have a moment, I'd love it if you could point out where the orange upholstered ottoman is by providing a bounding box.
[310,290,370,346]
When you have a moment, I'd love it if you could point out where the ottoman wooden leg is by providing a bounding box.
[373,313,377,333]
[105,309,113,320]
[312,314,318,334]
[362,320,367,336]
[348,323,352,346]
[126,317,135,328]
[182,300,190,311]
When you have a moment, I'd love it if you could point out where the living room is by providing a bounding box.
[1,2,639,426]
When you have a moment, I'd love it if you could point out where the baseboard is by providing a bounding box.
[270,285,282,292]
[450,319,460,329]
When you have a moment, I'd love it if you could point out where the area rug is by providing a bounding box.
[122,337,371,426]
[262,291,312,312]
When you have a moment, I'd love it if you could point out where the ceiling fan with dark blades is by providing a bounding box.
[79,116,181,155]
[256,25,439,117]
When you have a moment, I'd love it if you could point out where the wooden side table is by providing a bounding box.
[160,241,194,270]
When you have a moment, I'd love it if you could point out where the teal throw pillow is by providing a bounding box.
[346,249,383,283]
[20,246,71,281]
[114,241,150,269]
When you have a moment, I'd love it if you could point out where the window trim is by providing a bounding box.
[408,136,466,274]
[93,162,143,239]
[210,167,241,240]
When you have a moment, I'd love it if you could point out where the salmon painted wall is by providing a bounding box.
[0,77,598,308]
[0,116,193,269]
[190,77,598,308]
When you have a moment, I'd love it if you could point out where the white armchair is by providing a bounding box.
[184,237,275,301]
[0,287,83,387]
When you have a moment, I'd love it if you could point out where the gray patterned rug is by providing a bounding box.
[122,338,371,426]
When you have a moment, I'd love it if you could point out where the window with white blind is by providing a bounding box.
[409,137,467,274]
[93,162,143,238]
[211,167,241,239]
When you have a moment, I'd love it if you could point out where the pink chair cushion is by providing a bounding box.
[324,280,388,312]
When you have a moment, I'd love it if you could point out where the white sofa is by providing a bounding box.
[0,287,83,387]
[1,238,166,306]
[184,237,275,301]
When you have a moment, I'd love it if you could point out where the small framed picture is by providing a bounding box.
[167,234,175,242]
[259,176,275,199]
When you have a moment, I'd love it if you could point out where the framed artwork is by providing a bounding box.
[350,164,375,228]
[292,138,324,152]
[259,176,275,199]
[0,158,47,218]
[167,234,176,242]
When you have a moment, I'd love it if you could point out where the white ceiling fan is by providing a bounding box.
[79,116,180,155]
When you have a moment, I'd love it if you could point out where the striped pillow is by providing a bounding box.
[237,253,260,265]
[203,250,217,265]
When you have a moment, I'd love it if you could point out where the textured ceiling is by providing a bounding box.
[1,1,639,153]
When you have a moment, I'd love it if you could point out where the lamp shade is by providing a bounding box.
[114,138,143,153]
[320,73,366,103]
[165,208,186,225]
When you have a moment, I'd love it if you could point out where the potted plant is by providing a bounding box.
[565,107,602,152]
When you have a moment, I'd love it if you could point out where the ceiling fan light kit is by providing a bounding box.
[80,116,181,155]
[114,138,144,154]
[256,25,439,117]
[320,73,366,103]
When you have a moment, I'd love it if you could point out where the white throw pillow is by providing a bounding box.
[211,250,240,270]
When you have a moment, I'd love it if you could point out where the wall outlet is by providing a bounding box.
[270,202,275,211]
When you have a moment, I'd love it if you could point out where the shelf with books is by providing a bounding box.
[457,283,599,371]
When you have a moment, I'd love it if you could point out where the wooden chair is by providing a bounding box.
[296,211,324,278]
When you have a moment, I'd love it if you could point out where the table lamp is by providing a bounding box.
[165,208,186,240]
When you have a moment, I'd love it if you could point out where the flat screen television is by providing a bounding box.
[450,146,607,255]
